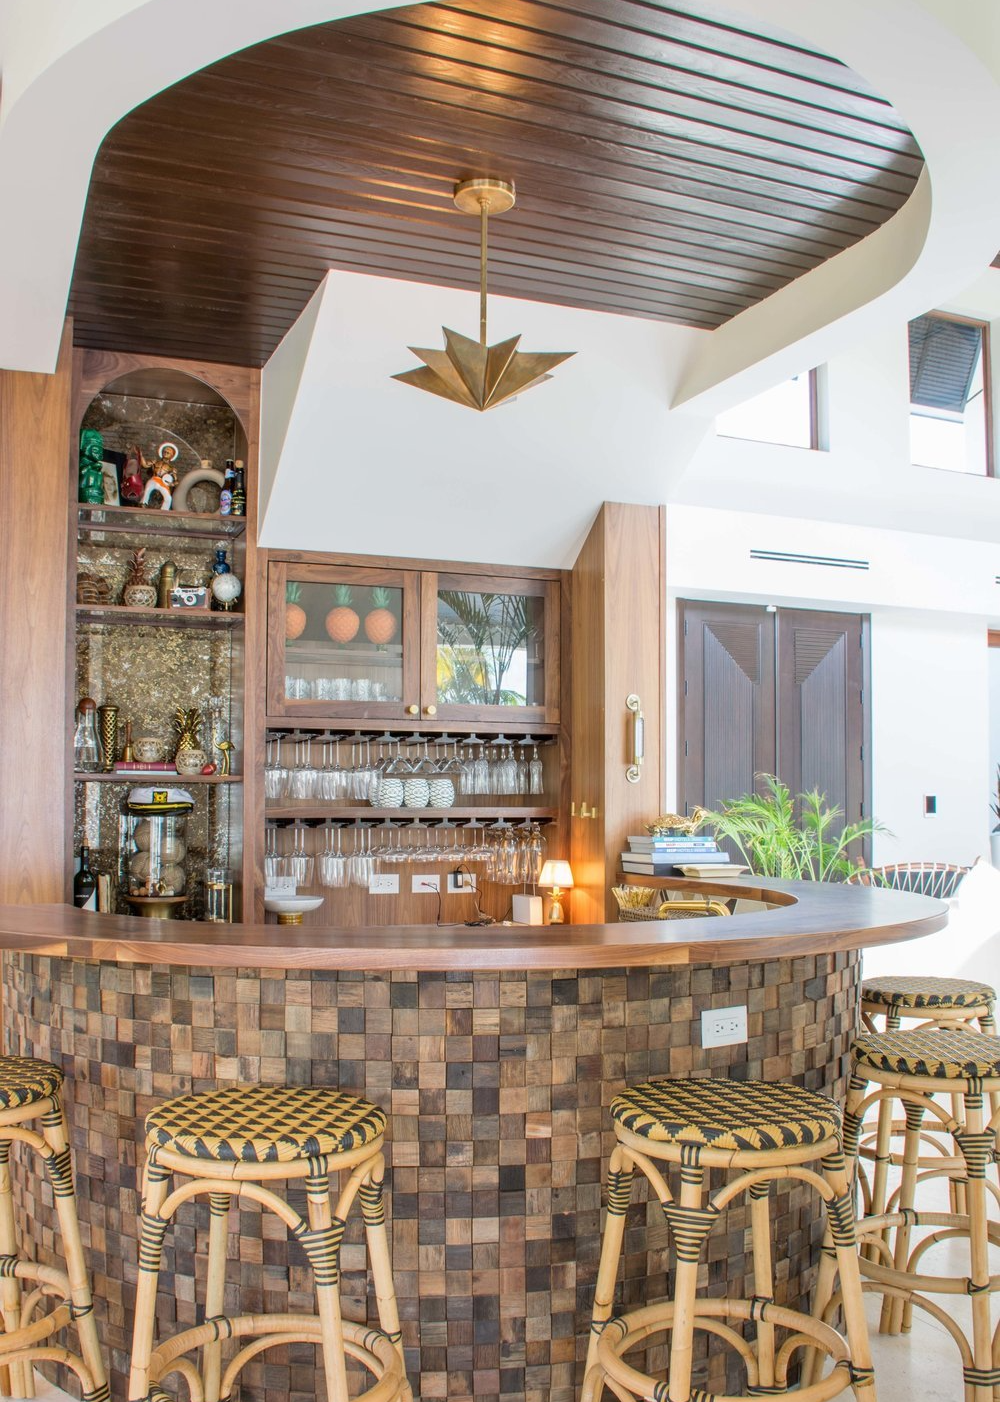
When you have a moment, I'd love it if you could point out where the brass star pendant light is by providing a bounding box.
[393,178,574,411]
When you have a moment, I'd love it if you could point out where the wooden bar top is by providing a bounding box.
[0,879,947,971]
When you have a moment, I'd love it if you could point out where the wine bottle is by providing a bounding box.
[231,461,246,517]
[73,846,98,910]
[219,460,235,516]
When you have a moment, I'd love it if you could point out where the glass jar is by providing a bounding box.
[120,788,194,918]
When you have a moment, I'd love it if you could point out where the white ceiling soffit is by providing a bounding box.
[0,0,998,404]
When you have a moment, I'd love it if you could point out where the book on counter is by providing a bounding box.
[627,834,716,851]
[621,853,732,871]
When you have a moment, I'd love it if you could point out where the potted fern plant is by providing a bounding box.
[694,773,885,881]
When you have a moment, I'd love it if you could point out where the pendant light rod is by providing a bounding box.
[480,196,488,347]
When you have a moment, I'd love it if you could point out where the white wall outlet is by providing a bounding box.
[701,1005,749,1049]
[413,875,440,894]
[447,871,477,894]
[368,874,399,895]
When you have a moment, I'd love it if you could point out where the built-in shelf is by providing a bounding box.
[76,603,244,629]
[76,504,247,541]
[74,772,242,784]
[265,805,557,822]
[265,720,561,738]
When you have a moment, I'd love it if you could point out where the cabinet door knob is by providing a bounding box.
[425,704,438,716]
[406,704,419,715]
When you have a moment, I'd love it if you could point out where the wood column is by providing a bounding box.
[0,323,74,904]
[570,502,665,922]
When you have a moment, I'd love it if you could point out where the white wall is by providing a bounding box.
[990,647,1000,821]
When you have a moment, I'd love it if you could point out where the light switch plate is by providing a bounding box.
[412,875,440,894]
[701,1005,748,1049]
[447,871,477,894]
[369,874,399,895]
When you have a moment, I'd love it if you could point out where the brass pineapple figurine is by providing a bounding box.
[122,548,157,608]
[173,706,207,775]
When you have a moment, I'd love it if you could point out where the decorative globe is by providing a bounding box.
[210,572,243,610]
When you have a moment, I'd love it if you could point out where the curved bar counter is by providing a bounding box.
[0,882,946,1402]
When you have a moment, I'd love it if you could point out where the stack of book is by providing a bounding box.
[620,833,735,876]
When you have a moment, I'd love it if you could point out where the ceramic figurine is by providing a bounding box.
[79,430,105,504]
[120,445,145,505]
[141,464,176,510]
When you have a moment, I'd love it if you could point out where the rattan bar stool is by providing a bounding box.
[0,1055,107,1402]
[859,977,998,1228]
[127,1084,409,1402]
[582,1077,876,1402]
[825,1031,1000,1402]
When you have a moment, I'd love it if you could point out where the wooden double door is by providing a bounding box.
[679,601,870,828]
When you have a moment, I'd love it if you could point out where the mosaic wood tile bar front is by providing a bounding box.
[2,950,860,1401]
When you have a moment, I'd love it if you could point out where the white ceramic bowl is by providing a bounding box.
[263,895,325,920]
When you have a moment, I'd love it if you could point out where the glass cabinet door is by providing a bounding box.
[268,562,420,717]
[420,573,559,723]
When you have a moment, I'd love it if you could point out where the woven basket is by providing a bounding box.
[617,899,729,922]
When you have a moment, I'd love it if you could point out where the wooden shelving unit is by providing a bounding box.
[76,604,245,629]
[77,504,246,540]
[266,805,557,821]
[75,771,242,785]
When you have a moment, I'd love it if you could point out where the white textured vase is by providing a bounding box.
[428,778,455,809]
[403,778,430,809]
[378,778,404,809]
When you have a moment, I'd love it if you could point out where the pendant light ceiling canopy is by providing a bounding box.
[393,178,575,411]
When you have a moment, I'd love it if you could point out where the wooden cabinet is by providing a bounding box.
[268,557,561,728]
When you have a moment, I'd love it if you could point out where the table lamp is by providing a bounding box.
[538,859,574,924]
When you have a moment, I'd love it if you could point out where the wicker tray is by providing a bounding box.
[616,899,729,922]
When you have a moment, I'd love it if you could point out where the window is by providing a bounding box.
[909,312,992,475]
[716,369,818,449]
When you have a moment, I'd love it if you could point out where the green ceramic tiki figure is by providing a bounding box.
[79,429,105,504]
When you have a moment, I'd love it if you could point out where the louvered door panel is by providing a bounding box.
[680,602,775,815]
[777,611,867,834]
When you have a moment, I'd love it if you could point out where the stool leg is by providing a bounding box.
[582,1147,633,1402]
[358,1155,410,1400]
[748,1181,776,1391]
[0,1140,29,1399]
[303,1169,351,1402]
[127,1159,171,1402]
[201,1192,230,1402]
[664,1163,709,1402]
[41,1102,108,1402]
[823,1151,877,1402]
[955,1092,994,1402]
[865,1093,894,1266]
[883,1099,924,1336]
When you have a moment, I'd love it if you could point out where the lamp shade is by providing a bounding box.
[539,859,574,889]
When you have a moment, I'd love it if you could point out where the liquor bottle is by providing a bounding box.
[219,460,235,516]
[73,846,98,910]
[231,460,246,517]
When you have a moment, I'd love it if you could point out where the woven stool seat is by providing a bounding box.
[852,1030,1000,1082]
[610,1077,840,1152]
[145,1084,387,1163]
[0,1054,63,1109]
[862,975,995,1011]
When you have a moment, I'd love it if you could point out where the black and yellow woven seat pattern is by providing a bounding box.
[611,1077,841,1152]
[145,1085,387,1163]
[862,976,995,1011]
[0,1056,63,1109]
[853,1031,1000,1082]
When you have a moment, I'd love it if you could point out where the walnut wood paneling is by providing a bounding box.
[0,322,75,904]
[570,504,666,921]
[68,1,923,364]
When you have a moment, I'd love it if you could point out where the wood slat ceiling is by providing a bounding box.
[69,0,924,365]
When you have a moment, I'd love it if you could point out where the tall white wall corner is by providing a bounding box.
[258,275,329,528]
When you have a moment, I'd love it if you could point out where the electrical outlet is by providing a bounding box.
[413,875,440,894]
[447,871,477,894]
[701,1005,748,1049]
[368,874,399,895]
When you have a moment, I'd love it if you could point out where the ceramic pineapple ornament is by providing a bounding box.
[123,548,158,608]
[173,706,207,775]
[285,581,306,640]
[325,584,360,643]
[364,586,398,644]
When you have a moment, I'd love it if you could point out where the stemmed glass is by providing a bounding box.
[318,824,347,888]
[528,742,544,797]
[264,825,281,884]
[264,738,289,802]
[286,824,315,886]
[348,826,375,887]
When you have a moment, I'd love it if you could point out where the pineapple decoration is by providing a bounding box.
[325,584,360,644]
[122,548,158,609]
[173,706,208,775]
[364,587,398,645]
[285,582,306,640]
